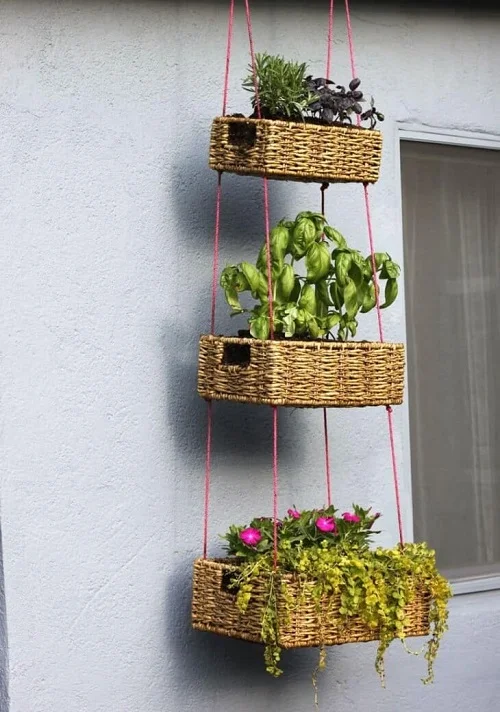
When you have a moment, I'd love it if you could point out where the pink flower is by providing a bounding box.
[287,508,301,519]
[239,527,262,547]
[342,512,361,523]
[316,516,336,533]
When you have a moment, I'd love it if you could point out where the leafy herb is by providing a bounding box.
[220,212,400,341]
[242,52,384,128]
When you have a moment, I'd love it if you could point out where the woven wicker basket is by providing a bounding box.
[192,558,431,648]
[197,335,405,408]
[209,117,382,184]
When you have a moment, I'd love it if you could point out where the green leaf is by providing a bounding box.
[324,225,347,248]
[224,286,244,313]
[306,242,331,283]
[367,252,389,273]
[306,315,322,338]
[330,282,344,310]
[325,313,341,331]
[316,280,333,307]
[270,225,289,259]
[276,264,295,303]
[290,218,316,259]
[298,284,316,314]
[381,278,398,308]
[249,315,270,340]
[360,283,376,313]
[347,320,358,337]
[344,279,359,319]
[348,262,363,287]
[335,252,352,287]
[380,260,400,279]
[289,277,301,303]
[283,307,298,337]
[240,262,262,297]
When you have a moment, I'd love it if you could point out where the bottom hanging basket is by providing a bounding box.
[191,558,431,648]
[197,335,405,408]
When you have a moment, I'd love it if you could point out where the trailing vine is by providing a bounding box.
[224,507,451,683]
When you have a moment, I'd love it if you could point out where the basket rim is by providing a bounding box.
[212,115,381,137]
[199,334,404,350]
[193,556,430,589]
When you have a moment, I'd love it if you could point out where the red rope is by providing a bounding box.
[272,406,279,568]
[345,0,405,544]
[325,0,335,80]
[202,1,235,559]
[222,0,235,116]
[320,183,332,507]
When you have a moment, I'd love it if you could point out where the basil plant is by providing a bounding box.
[220,211,400,341]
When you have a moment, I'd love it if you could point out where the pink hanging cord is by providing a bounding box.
[345,0,404,544]
[203,0,235,559]
[244,0,279,567]
[320,183,332,507]
[325,0,335,80]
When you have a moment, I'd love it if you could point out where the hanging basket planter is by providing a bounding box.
[197,335,405,408]
[192,557,430,648]
[209,117,383,184]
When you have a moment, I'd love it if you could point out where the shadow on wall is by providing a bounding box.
[164,559,338,708]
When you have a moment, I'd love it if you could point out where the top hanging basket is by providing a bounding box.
[209,116,382,184]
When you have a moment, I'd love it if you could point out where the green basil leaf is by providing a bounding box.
[335,252,352,287]
[330,281,344,310]
[289,277,302,303]
[277,263,295,301]
[249,315,270,340]
[298,284,316,314]
[347,320,357,338]
[348,262,363,287]
[240,262,262,297]
[344,278,359,319]
[324,225,348,248]
[360,283,377,313]
[381,278,398,308]
[270,225,289,259]
[306,242,331,283]
[316,280,333,307]
[224,286,244,313]
[325,313,341,330]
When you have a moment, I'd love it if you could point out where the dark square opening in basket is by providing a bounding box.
[222,343,251,367]
[228,121,257,148]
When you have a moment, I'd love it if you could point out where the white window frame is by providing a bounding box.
[395,124,500,596]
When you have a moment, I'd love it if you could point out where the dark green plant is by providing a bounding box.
[242,52,315,120]
[220,212,400,341]
[222,506,452,683]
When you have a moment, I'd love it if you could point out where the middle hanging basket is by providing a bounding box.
[197,335,405,408]
[209,117,383,184]
[192,558,431,648]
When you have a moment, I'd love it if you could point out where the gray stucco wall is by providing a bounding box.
[0,1,499,710]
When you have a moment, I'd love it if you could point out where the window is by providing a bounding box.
[400,135,500,590]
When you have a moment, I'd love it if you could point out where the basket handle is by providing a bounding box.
[221,342,251,368]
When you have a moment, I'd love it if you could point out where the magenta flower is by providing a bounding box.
[239,527,262,547]
[342,512,361,523]
[316,516,336,533]
[287,508,301,519]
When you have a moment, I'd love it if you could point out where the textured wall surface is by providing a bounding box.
[0,1,499,711]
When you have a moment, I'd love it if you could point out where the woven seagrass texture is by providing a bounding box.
[209,117,382,184]
[192,558,431,648]
[197,335,405,408]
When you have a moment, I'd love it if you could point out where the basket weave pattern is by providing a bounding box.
[197,335,405,408]
[192,558,431,648]
[209,117,382,184]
